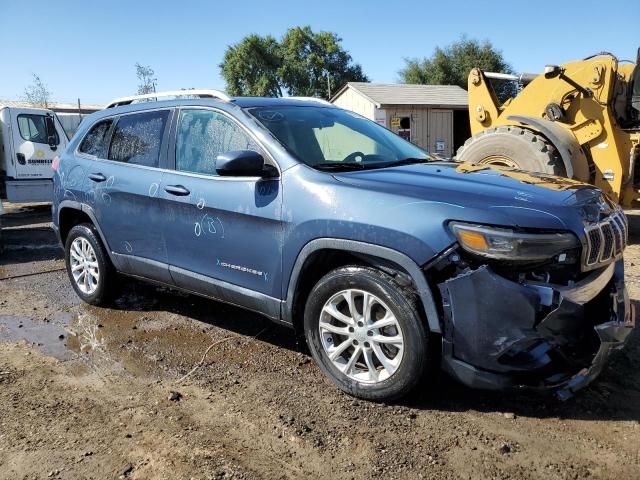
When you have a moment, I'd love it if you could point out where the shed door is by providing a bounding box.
[388,109,432,151]
[428,110,453,158]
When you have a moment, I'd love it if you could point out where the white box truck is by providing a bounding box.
[0,105,69,203]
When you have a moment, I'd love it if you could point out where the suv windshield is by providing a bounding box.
[249,106,431,170]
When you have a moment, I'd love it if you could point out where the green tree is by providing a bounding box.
[220,34,282,97]
[399,37,517,102]
[220,26,368,99]
[279,26,368,99]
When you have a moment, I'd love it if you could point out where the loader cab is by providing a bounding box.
[631,64,640,120]
[630,46,640,124]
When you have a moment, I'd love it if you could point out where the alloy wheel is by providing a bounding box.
[69,237,100,295]
[319,289,404,384]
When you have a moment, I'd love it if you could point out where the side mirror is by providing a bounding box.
[216,150,268,177]
[544,65,563,79]
[45,114,59,150]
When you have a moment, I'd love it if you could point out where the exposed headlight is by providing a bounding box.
[449,222,580,261]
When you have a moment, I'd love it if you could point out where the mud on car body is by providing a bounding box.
[51,91,635,402]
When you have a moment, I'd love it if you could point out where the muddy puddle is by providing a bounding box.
[0,230,290,385]
[0,310,113,363]
[0,314,73,360]
[0,276,273,382]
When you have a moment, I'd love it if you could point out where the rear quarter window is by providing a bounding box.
[78,119,113,157]
[108,110,169,168]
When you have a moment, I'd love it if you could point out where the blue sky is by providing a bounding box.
[1,0,637,105]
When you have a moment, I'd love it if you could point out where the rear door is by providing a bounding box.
[160,107,283,310]
[74,109,173,283]
[10,108,68,180]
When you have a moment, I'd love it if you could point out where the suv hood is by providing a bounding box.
[332,162,604,231]
[333,162,597,207]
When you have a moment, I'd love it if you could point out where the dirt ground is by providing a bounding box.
[0,203,639,480]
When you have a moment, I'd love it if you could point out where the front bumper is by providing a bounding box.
[438,259,635,399]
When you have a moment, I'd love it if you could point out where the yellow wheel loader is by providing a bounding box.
[456,50,640,206]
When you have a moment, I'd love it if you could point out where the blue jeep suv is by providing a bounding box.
[52,91,635,401]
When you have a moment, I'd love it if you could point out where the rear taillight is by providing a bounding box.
[52,156,60,171]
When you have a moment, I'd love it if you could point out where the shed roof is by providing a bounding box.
[332,82,468,108]
[0,99,104,113]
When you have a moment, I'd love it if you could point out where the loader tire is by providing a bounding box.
[455,126,566,177]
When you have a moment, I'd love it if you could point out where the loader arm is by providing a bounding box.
[462,55,640,205]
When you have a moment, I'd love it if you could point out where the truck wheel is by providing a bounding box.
[304,266,431,402]
[65,223,115,306]
[456,126,566,176]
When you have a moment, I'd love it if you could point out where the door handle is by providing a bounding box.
[88,173,107,182]
[164,185,190,196]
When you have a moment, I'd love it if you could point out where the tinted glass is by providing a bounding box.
[176,109,259,175]
[632,66,640,113]
[108,110,169,168]
[17,114,58,144]
[250,106,429,168]
[78,119,113,157]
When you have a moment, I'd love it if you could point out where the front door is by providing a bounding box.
[10,108,68,180]
[160,108,283,312]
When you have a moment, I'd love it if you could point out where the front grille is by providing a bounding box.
[601,223,614,261]
[583,209,628,270]
[587,229,602,264]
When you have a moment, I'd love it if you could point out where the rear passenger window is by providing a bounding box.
[176,109,259,176]
[78,119,113,157]
[108,110,169,168]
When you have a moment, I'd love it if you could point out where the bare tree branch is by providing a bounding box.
[135,63,157,95]
[23,74,52,108]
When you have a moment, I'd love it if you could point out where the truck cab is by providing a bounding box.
[0,106,69,202]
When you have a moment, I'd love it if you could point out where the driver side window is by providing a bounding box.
[176,109,259,176]
[17,114,58,145]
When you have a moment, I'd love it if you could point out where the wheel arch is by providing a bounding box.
[283,239,442,334]
[507,115,590,182]
[57,201,113,261]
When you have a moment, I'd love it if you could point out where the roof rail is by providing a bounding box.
[105,89,232,109]
[287,96,333,105]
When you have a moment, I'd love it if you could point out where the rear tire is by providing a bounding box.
[65,223,115,306]
[304,266,431,402]
[456,126,566,176]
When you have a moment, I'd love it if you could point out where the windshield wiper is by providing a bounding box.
[384,157,432,167]
[314,162,366,171]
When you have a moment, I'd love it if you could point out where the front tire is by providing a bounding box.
[456,126,566,176]
[65,223,114,306]
[304,266,431,402]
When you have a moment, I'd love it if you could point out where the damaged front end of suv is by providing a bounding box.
[427,193,634,399]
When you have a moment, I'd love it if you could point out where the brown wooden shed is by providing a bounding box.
[330,82,469,158]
